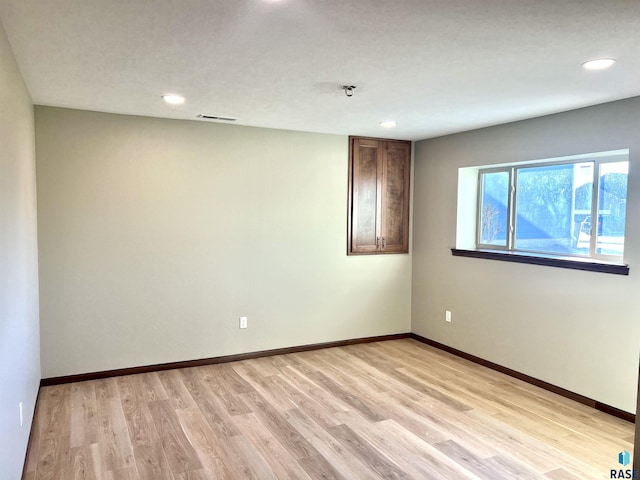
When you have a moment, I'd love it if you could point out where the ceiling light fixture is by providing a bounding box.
[162,94,185,105]
[380,121,397,128]
[197,114,237,122]
[582,58,616,71]
[342,85,356,97]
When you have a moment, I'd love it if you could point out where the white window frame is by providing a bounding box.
[476,151,629,262]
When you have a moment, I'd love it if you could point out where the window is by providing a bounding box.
[477,151,629,262]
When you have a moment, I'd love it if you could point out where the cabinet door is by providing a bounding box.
[381,141,410,253]
[350,138,382,253]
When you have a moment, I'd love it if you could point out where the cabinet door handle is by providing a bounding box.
[376,237,380,248]
[382,237,386,248]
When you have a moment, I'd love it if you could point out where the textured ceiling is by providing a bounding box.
[1,0,639,140]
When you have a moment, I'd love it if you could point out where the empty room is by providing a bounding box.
[2,1,639,479]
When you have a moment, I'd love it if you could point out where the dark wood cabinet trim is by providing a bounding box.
[380,141,411,253]
[348,136,411,255]
[452,248,629,275]
[347,137,354,253]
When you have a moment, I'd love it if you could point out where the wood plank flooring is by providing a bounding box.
[23,339,634,479]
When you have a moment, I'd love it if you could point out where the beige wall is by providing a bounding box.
[0,19,40,480]
[413,97,640,413]
[35,107,412,378]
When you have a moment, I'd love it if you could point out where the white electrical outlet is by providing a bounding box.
[445,310,452,323]
[239,316,248,329]
[19,402,23,427]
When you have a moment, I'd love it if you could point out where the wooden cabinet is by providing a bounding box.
[347,136,411,255]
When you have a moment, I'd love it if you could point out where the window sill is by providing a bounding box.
[451,249,629,275]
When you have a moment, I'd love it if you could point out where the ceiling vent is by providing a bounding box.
[197,114,237,122]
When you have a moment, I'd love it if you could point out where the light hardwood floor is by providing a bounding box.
[23,339,634,479]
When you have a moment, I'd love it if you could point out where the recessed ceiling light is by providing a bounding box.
[162,94,185,105]
[380,121,397,128]
[582,58,616,71]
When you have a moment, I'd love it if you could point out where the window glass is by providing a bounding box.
[515,162,594,256]
[479,171,509,246]
[472,150,628,264]
[596,162,628,256]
